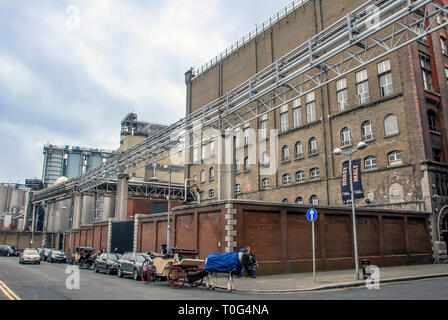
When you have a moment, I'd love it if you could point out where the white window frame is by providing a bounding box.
[364,156,377,170]
[282,174,292,185]
[310,168,320,180]
[341,127,352,147]
[388,151,403,166]
[296,170,305,182]
[309,138,318,155]
[361,121,374,141]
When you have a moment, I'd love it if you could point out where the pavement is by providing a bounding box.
[207,263,448,293]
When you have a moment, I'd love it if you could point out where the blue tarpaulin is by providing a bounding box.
[205,252,241,273]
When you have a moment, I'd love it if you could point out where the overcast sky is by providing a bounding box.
[0,0,294,184]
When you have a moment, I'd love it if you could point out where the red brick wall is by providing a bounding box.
[127,198,182,220]
[136,202,433,275]
[64,223,108,254]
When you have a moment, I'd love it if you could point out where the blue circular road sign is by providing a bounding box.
[307,208,318,222]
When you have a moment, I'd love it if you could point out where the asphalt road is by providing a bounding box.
[1,256,448,301]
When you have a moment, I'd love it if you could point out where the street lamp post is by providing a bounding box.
[333,141,367,280]
[62,206,74,263]
[164,165,172,251]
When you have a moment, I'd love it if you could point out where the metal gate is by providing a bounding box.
[110,221,134,254]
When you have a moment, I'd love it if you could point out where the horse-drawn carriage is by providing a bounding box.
[73,246,96,269]
[140,248,206,289]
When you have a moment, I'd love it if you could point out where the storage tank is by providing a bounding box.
[101,196,115,221]
[0,185,10,214]
[44,202,55,232]
[53,199,73,233]
[8,188,25,214]
[81,195,95,226]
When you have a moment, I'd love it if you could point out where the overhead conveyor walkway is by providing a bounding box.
[35,0,448,202]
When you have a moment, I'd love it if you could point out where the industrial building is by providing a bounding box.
[17,0,448,271]
[185,0,448,246]
[42,144,116,188]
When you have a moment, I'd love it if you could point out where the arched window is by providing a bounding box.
[384,114,399,136]
[364,156,377,170]
[209,167,214,181]
[282,146,290,162]
[310,195,319,205]
[361,121,374,141]
[341,127,352,146]
[428,110,440,132]
[244,157,250,172]
[282,198,290,203]
[388,151,402,166]
[295,197,304,204]
[200,170,206,183]
[262,178,270,189]
[282,173,292,185]
[261,151,270,167]
[310,168,320,180]
[309,137,318,155]
[296,170,305,182]
[295,141,304,159]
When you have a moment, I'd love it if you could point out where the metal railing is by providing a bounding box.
[192,0,311,78]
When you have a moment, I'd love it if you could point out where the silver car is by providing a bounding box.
[19,249,41,264]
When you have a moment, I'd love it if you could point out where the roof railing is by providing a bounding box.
[192,0,310,78]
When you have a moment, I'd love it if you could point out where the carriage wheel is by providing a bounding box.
[168,267,186,289]
[141,259,156,284]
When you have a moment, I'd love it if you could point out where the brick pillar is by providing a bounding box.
[225,203,237,253]
[107,218,113,253]
[133,214,141,253]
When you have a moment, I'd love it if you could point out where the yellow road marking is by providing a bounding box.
[0,282,14,300]
[0,280,21,300]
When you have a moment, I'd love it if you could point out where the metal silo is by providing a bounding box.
[81,195,95,226]
[0,185,10,214]
[9,188,25,214]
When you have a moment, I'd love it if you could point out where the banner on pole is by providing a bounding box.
[341,159,364,201]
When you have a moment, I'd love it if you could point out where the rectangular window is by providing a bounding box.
[280,112,289,132]
[445,66,448,87]
[306,102,316,123]
[209,189,215,198]
[243,128,250,146]
[433,149,442,162]
[441,35,448,55]
[259,119,268,140]
[336,78,348,111]
[356,70,370,104]
[201,144,207,161]
[293,107,302,128]
[420,55,434,92]
[378,60,393,97]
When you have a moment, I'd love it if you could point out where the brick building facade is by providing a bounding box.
[184,0,448,247]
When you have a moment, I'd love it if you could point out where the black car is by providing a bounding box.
[93,253,122,275]
[117,252,150,281]
[0,245,9,256]
[7,246,21,256]
[47,250,67,263]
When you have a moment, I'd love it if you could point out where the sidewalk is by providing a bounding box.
[206,264,448,293]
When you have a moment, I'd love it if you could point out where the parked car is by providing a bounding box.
[19,249,41,264]
[47,250,67,263]
[0,245,9,256]
[117,252,150,280]
[93,253,122,275]
[7,246,21,256]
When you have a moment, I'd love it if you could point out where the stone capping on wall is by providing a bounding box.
[172,199,432,216]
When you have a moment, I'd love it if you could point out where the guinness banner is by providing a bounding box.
[341,159,364,201]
